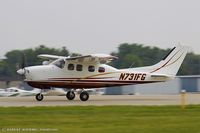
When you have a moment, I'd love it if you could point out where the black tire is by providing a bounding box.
[36,93,44,101]
[66,91,75,100]
[80,91,89,101]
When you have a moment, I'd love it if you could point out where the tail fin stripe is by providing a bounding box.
[162,47,176,60]
[150,47,183,73]
[165,52,185,67]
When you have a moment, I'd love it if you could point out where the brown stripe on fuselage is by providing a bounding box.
[49,77,115,80]
[27,79,159,89]
[83,72,119,79]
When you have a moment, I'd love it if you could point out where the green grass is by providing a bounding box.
[0,105,200,133]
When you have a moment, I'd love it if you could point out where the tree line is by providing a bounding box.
[0,43,199,80]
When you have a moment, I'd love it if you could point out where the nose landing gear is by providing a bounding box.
[35,89,44,101]
[35,93,44,101]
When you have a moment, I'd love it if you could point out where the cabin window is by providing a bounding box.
[53,59,65,69]
[68,64,74,70]
[76,64,83,71]
[88,65,95,72]
[98,67,105,73]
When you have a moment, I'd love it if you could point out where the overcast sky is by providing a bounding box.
[0,0,200,57]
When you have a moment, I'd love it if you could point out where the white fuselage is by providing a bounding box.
[23,61,170,89]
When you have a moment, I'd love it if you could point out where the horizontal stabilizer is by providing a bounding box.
[151,74,174,79]
[151,74,175,80]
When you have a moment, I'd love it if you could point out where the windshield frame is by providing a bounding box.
[52,59,65,69]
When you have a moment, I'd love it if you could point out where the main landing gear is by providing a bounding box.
[79,91,89,101]
[66,90,75,100]
[66,90,89,101]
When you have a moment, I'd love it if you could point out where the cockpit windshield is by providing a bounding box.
[52,59,65,69]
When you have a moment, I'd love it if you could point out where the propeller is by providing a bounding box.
[17,53,26,76]
[21,52,26,69]
[16,53,29,90]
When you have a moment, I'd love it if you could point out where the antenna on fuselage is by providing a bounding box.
[129,62,135,69]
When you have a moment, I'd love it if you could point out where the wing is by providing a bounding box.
[38,54,118,64]
[38,54,67,60]
[66,54,118,64]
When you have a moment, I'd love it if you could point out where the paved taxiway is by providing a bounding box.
[0,94,200,106]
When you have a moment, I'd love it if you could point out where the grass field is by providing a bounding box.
[0,105,200,133]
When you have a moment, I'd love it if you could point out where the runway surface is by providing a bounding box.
[0,94,200,107]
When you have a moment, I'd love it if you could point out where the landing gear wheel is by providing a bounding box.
[80,91,89,101]
[36,93,44,101]
[66,91,75,100]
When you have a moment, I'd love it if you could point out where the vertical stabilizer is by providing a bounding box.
[150,45,188,76]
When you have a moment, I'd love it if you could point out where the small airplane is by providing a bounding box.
[17,45,188,101]
[0,88,19,97]
[0,87,40,97]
